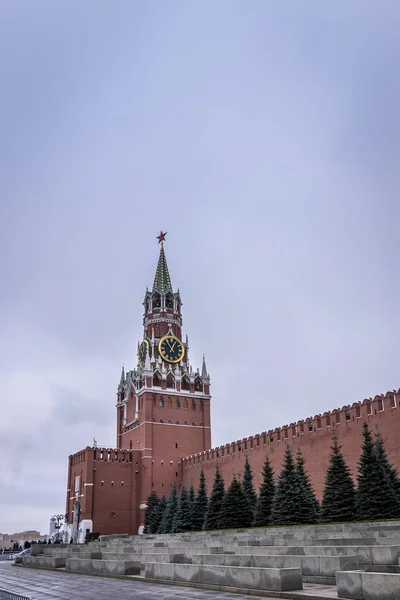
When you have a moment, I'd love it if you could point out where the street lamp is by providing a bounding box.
[53,514,64,543]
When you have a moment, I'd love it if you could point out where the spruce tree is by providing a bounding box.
[218,476,252,529]
[272,447,316,525]
[173,486,193,533]
[253,456,275,526]
[203,466,225,530]
[355,423,398,521]
[143,489,159,534]
[242,457,257,517]
[296,449,320,522]
[188,483,196,530]
[158,484,178,534]
[192,469,208,531]
[189,483,196,508]
[374,434,400,518]
[321,437,356,523]
[151,495,166,534]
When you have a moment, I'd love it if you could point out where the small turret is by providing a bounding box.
[201,354,208,379]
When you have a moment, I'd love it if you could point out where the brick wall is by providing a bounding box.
[181,391,400,497]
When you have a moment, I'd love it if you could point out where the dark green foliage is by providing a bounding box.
[203,467,225,530]
[356,423,378,520]
[189,483,196,507]
[143,490,159,534]
[188,483,196,530]
[356,423,400,520]
[375,435,400,514]
[321,438,356,523]
[373,434,400,518]
[158,484,178,534]
[192,469,208,531]
[272,447,317,526]
[218,476,252,529]
[296,449,320,522]
[152,495,166,534]
[253,456,275,526]
[242,457,257,516]
[173,486,193,533]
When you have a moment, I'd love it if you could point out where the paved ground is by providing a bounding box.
[0,563,339,599]
[0,562,270,600]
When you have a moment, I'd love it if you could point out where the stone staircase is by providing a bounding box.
[20,520,400,598]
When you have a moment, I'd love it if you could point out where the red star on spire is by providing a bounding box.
[157,231,167,244]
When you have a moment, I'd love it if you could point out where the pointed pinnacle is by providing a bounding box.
[201,354,208,378]
[120,364,125,385]
[152,239,172,293]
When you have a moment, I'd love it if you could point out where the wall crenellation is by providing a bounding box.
[181,389,400,469]
[69,446,139,467]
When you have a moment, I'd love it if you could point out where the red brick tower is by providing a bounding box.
[116,232,211,520]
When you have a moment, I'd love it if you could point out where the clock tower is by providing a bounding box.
[116,233,211,514]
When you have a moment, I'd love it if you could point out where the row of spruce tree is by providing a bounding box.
[143,423,400,533]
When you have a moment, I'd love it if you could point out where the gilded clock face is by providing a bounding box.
[138,339,149,366]
[158,335,185,364]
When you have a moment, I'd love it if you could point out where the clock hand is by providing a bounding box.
[170,341,177,352]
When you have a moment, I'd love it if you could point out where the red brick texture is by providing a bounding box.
[182,392,400,497]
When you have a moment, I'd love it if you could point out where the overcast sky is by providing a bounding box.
[1,1,399,535]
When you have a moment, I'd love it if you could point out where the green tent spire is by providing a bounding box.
[153,233,173,294]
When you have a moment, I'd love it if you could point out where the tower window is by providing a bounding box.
[175,442,178,448]
[166,373,175,389]
[176,399,181,409]
[153,372,162,387]
[181,376,190,391]
[153,293,161,309]
[194,378,202,392]
[159,397,164,407]
[191,401,196,411]
[166,294,173,309]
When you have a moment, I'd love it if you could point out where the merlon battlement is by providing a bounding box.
[69,446,140,466]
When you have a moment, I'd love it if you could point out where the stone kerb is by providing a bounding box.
[66,558,140,576]
[144,562,303,592]
[191,552,360,577]
[233,544,400,564]
[336,570,400,599]
[22,556,66,569]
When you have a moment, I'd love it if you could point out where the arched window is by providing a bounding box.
[153,293,161,309]
[166,373,175,389]
[159,397,164,407]
[181,376,190,391]
[176,399,181,409]
[153,372,162,387]
[194,377,202,392]
[165,293,174,309]
[192,400,196,411]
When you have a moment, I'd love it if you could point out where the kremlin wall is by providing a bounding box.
[181,390,400,500]
[65,235,400,539]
